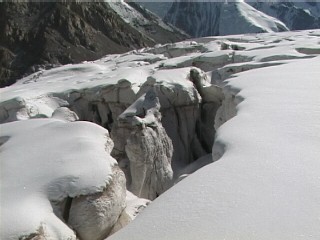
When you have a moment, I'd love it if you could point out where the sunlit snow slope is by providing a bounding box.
[108,31,320,240]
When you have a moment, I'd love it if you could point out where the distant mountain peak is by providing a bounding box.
[139,1,320,36]
[163,1,288,37]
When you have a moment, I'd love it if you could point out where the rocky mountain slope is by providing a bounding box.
[250,1,320,30]
[163,1,288,37]
[0,1,187,87]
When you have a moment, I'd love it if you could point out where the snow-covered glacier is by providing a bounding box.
[1,29,320,239]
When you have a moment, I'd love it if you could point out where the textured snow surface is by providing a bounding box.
[0,119,116,239]
[1,29,320,239]
[108,32,320,239]
[1,30,318,120]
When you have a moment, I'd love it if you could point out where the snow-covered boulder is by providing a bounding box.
[0,119,125,240]
[68,166,126,240]
[51,107,79,122]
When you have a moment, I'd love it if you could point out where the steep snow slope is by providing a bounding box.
[109,33,320,240]
[220,2,289,35]
[164,1,288,37]
[140,1,320,35]
[250,1,320,30]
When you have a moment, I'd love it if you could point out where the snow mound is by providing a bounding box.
[0,119,118,239]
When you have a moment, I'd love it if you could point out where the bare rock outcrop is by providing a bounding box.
[68,166,126,240]
[109,191,150,237]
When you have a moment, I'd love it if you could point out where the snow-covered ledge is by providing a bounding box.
[0,119,125,240]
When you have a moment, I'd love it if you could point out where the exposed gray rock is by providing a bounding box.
[164,1,288,37]
[68,166,126,240]
[108,191,150,237]
[120,89,174,200]
[250,1,320,30]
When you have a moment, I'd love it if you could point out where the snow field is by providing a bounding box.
[0,29,320,239]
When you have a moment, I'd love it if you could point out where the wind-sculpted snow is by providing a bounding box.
[1,29,320,240]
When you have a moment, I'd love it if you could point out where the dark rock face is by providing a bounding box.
[163,1,288,38]
[250,2,320,31]
[164,1,222,37]
[149,1,319,38]
[0,2,187,87]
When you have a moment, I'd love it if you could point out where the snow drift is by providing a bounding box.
[0,118,126,239]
